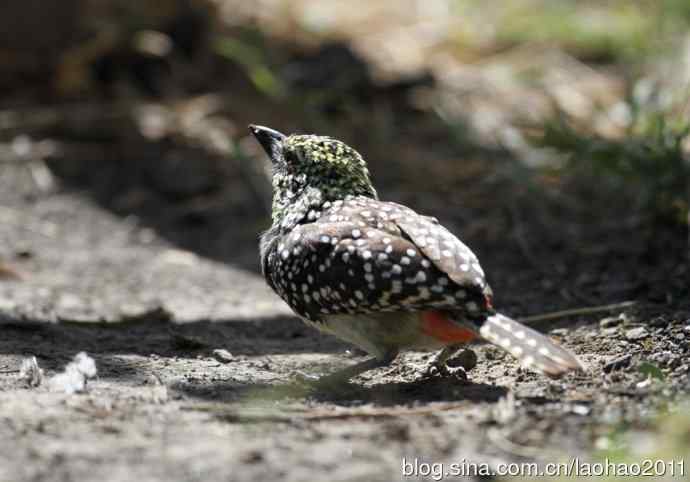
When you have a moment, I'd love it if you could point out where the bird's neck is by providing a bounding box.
[271,182,377,231]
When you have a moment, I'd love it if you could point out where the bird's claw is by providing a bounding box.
[425,362,468,381]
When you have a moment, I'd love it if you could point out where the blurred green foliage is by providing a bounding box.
[535,102,689,225]
[456,0,690,63]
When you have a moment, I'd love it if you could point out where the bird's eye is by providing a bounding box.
[283,149,298,165]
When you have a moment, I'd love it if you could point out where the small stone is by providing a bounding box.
[571,405,590,416]
[19,356,44,387]
[625,327,649,341]
[447,348,478,371]
[649,316,668,327]
[212,349,234,363]
[601,327,619,337]
[600,316,623,328]
[603,354,632,373]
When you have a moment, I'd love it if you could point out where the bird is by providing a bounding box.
[249,124,585,385]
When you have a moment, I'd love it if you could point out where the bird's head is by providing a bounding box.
[250,125,377,223]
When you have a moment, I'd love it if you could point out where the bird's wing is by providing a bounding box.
[268,197,488,320]
[389,204,491,293]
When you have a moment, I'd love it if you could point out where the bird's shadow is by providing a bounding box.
[174,374,509,407]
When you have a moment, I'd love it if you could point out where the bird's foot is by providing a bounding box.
[425,362,468,381]
[423,346,477,382]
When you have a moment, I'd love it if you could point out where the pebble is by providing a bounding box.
[212,349,234,363]
[603,354,632,373]
[600,315,624,328]
[571,405,591,416]
[601,327,619,337]
[649,316,668,327]
[447,348,477,371]
[625,327,649,341]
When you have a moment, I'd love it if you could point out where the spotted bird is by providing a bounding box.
[251,125,585,384]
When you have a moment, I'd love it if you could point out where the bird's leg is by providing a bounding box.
[425,344,468,381]
[295,349,399,389]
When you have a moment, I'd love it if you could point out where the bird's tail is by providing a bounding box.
[479,313,585,378]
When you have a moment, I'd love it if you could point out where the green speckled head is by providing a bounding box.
[250,125,378,226]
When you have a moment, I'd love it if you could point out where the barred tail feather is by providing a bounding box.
[480,313,585,378]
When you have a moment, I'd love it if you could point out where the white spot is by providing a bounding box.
[281,250,289,259]
[391,264,402,274]
[527,338,538,347]
[361,210,371,217]
[500,338,511,348]
[366,231,377,238]
[320,235,330,243]
[515,331,525,340]
[355,291,364,300]
[342,253,350,262]
[307,275,314,284]
[400,256,410,265]
[512,346,524,357]
[385,245,393,254]
[382,237,391,244]
[421,259,431,268]
[365,274,375,283]
[391,281,403,293]
[466,301,478,311]
[406,249,416,257]
[319,265,325,272]
[362,250,372,259]
[460,263,470,271]
[538,347,550,357]
[522,356,535,366]
[364,263,372,272]
[377,253,388,262]
[456,290,466,298]
[442,250,453,258]
[415,271,427,283]
[352,229,361,238]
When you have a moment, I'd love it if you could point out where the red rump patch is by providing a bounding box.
[421,310,477,343]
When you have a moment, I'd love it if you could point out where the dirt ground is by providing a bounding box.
[1,3,689,478]
[1,114,688,482]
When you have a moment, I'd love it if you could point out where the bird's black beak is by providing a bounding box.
[249,124,286,161]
